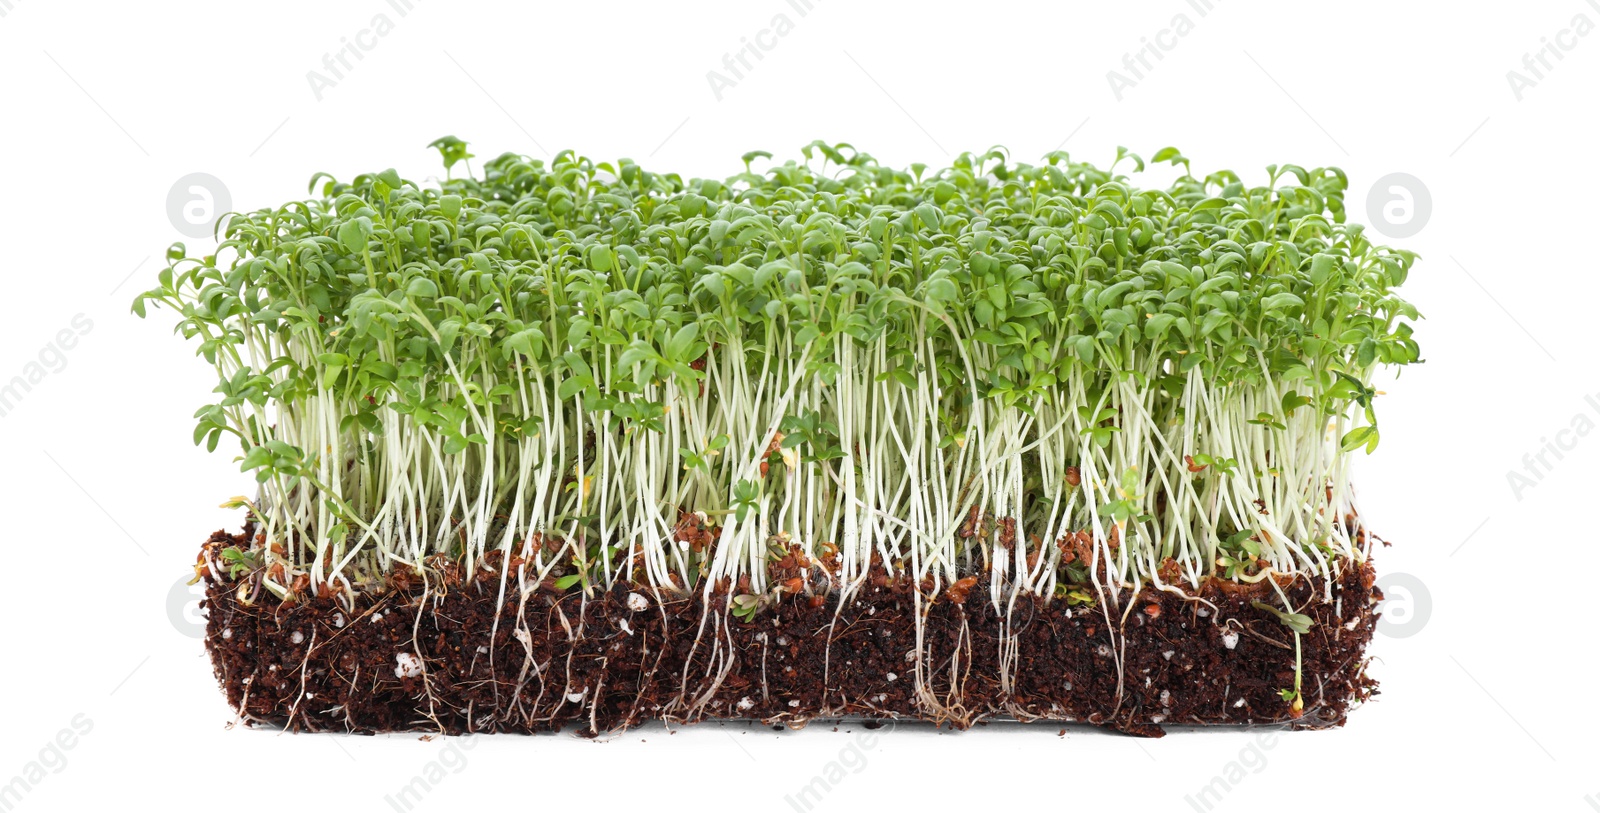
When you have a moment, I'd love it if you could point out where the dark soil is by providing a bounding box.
[200,526,1382,738]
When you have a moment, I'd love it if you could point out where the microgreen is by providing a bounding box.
[1054,584,1098,608]
[1251,600,1315,635]
[218,548,260,580]
[136,138,1420,611]
[730,593,765,622]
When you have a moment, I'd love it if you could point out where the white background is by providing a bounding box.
[1,0,1596,810]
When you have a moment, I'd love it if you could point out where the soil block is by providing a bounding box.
[200,526,1382,738]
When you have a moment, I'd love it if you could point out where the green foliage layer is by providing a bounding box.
[140,139,1419,606]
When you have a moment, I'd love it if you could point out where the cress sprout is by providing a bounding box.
[137,139,1420,610]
